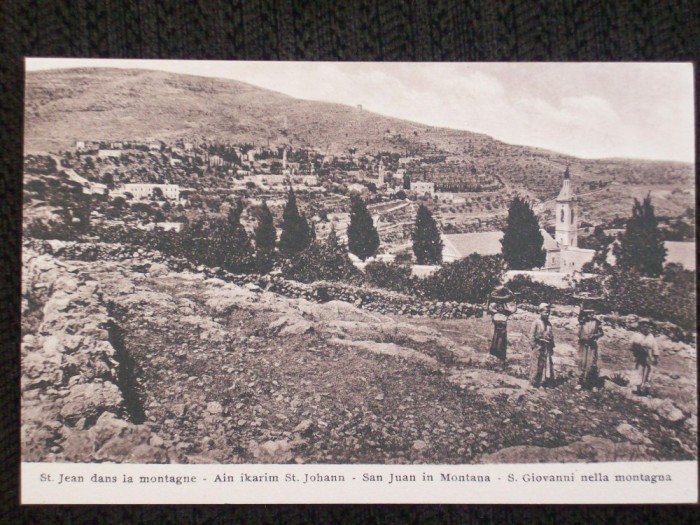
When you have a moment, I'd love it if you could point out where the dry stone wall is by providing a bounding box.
[29,239,484,319]
[28,239,693,342]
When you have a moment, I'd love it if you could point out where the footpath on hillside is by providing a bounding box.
[21,243,697,464]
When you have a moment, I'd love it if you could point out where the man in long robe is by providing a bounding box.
[577,309,604,388]
[529,303,555,387]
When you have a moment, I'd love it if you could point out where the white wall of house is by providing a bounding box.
[124,183,180,200]
[560,247,595,272]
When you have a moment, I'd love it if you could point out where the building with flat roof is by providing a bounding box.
[412,181,435,197]
[123,183,180,200]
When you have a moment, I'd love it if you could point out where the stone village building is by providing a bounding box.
[123,183,181,200]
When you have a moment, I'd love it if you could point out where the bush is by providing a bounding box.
[505,274,574,306]
[24,217,84,241]
[364,262,417,294]
[420,254,504,304]
[281,231,359,283]
[604,267,695,331]
[182,214,255,274]
[96,214,256,275]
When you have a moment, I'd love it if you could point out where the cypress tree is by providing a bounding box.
[501,197,545,270]
[412,204,443,264]
[347,195,380,261]
[223,202,254,273]
[321,225,355,280]
[254,200,276,273]
[616,194,666,277]
[279,186,312,255]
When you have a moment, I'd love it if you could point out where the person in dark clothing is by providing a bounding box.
[487,285,517,361]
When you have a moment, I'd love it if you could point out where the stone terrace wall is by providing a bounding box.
[31,240,485,320]
[22,248,168,462]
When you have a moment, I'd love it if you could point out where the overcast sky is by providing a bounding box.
[27,59,694,163]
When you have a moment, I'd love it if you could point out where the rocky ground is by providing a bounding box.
[21,243,697,464]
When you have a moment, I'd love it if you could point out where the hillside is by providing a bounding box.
[22,240,697,464]
[25,68,694,208]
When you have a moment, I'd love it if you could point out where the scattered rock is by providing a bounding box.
[206,402,224,415]
[293,419,314,434]
[249,439,294,462]
[147,263,169,277]
[413,440,428,451]
[478,435,652,463]
[616,423,652,445]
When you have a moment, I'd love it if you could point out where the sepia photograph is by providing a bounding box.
[20,59,696,501]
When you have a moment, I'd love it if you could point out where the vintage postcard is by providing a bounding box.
[21,59,696,504]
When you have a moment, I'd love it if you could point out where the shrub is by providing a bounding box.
[281,231,359,283]
[364,262,417,294]
[24,217,83,241]
[505,274,575,306]
[420,254,504,304]
[604,267,695,331]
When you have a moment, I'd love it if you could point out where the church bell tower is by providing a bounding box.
[555,165,578,248]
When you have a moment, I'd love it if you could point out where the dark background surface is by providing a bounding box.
[1,0,698,522]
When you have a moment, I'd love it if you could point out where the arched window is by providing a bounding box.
[560,209,565,222]
[571,210,574,224]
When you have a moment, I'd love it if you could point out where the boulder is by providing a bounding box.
[124,444,169,463]
[249,439,294,462]
[59,382,124,426]
[413,440,428,451]
[61,430,98,462]
[293,419,314,435]
[89,412,131,449]
[207,401,224,415]
[616,423,652,445]
[147,263,169,277]
[279,320,314,336]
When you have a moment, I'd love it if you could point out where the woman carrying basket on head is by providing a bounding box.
[487,285,517,361]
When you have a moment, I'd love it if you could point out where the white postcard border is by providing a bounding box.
[21,460,698,504]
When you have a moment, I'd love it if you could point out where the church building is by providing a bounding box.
[542,166,595,273]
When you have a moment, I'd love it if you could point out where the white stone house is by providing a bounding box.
[123,183,180,200]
